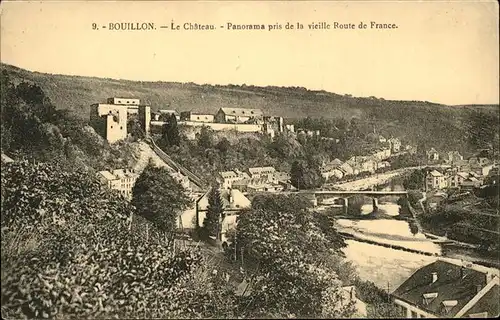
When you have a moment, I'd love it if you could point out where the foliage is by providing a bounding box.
[0,160,239,319]
[203,185,225,239]
[290,159,325,190]
[197,126,215,149]
[0,71,138,170]
[403,169,426,190]
[160,114,181,148]
[131,163,191,236]
[228,194,353,318]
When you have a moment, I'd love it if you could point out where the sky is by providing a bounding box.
[1,0,499,105]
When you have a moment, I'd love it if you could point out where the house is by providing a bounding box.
[217,170,250,189]
[447,172,469,189]
[247,166,276,182]
[97,168,139,200]
[446,151,464,163]
[468,157,490,167]
[378,161,391,170]
[196,188,251,243]
[461,177,481,191]
[379,135,387,143]
[180,111,214,123]
[426,170,446,190]
[389,137,402,153]
[320,159,345,180]
[372,148,391,161]
[392,259,500,318]
[214,107,263,124]
[471,164,494,177]
[339,162,354,177]
[158,109,180,121]
[427,148,440,161]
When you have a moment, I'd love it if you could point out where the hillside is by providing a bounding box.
[1,63,498,154]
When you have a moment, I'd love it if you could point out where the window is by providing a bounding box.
[422,293,438,305]
[197,116,200,120]
[120,126,123,130]
[251,111,254,114]
[242,111,245,114]
[232,110,236,113]
[111,126,113,129]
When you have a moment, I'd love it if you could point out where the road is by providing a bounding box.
[327,167,421,191]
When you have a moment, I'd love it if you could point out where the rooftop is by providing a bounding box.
[392,260,498,318]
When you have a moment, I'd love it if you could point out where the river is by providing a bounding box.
[337,202,441,290]
[324,192,499,291]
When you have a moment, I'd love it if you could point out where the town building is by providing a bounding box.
[247,166,276,182]
[97,168,139,200]
[196,188,251,244]
[392,259,500,318]
[340,162,354,177]
[427,148,440,162]
[426,170,447,190]
[217,170,250,189]
[321,159,345,181]
[447,172,469,189]
[388,137,402,153]
[214,107,263,124]
[180,111,214,123]
[157,109,180,121]
[446,151,464,164]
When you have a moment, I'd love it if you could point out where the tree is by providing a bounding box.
[216,137,231,154]
[290,159,324,190]
[403,169,426,190]
[132,163,191,237]
[203,185,225,239]
[161,114,181,147]
[197,125,214,149]
[232,194,353,318]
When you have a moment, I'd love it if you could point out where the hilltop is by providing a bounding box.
[1,63,498,153]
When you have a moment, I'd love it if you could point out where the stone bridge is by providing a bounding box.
[282,190,408,213]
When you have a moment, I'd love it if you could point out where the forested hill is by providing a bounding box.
[1,63,499,153]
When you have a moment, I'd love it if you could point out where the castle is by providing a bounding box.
[90,97,150,143]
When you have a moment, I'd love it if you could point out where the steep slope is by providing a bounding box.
[1,63,498,154]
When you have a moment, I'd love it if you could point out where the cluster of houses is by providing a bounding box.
[96,167,191,200]
[150,107,292,138]
[320,138,404,182]
[216,166,292,194]
[425,156,497,191]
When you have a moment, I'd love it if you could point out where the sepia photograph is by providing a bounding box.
[1,0,499,318]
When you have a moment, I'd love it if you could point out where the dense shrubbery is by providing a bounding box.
[0,71,137,171]
[0,160,234,319]
[225,194,355,318]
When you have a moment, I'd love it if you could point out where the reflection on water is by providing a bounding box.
[342,240,437,290]
[336,200,442,288]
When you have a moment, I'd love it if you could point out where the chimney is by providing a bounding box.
[228,188,234,204]
[431,272,438,284]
